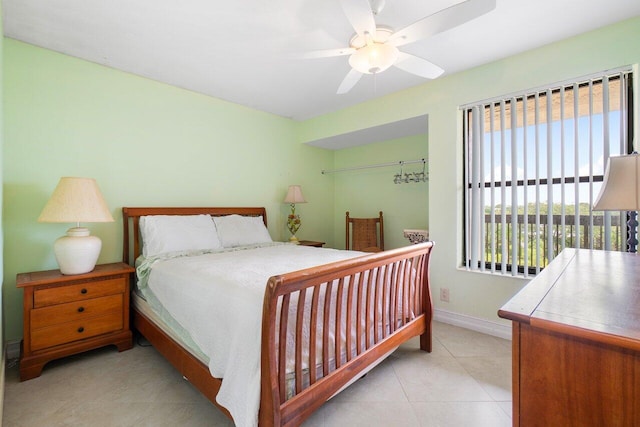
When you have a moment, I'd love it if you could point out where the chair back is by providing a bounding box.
[346,211,384,252]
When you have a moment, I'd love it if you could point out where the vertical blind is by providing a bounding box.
[464,69,632,277]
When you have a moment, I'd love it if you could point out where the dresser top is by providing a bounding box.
[499,249,640,350]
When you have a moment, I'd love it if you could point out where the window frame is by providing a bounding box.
[462,69,634,276]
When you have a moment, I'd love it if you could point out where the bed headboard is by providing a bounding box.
[122,207,268,266]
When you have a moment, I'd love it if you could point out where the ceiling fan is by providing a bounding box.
[305,0,496,94]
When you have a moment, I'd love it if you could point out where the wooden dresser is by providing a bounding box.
[498,249,640,426]
[17,262,135,381]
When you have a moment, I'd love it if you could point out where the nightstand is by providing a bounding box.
[298,240,325,247]
[17,262,135,381]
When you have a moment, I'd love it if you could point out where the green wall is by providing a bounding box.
[299,17,640,325]
[332,133,428,249]
[2,40,335,341]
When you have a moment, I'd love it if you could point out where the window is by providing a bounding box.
[463,70,633,277]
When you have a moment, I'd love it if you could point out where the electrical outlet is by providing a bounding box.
[440,287,450,302]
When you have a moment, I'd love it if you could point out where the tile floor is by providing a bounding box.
[3,322,512,426]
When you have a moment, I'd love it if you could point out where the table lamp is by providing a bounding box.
[38,177,114,274]
[593,153,640,253]
[283,185,307,243]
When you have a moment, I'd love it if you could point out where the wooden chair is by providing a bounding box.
[346,211,384,252]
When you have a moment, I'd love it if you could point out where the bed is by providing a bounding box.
[122,207,434,427]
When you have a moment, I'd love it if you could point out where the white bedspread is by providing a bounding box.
[140,243,364,427]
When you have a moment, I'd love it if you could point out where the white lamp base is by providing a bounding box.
[53,227,102,275]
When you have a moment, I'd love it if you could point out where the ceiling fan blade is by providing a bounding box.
[337,68,363,94]
[394,52,444,79]
[300,47,355,59]
[340,0,376,38]
[389,0,496,47]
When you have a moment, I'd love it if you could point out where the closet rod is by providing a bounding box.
[321,158,426,175]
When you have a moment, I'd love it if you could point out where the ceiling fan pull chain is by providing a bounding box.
[374,72,377,95]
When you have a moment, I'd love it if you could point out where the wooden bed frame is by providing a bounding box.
[122,207,434,426]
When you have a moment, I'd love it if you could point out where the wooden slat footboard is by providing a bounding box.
[260,242,434,426]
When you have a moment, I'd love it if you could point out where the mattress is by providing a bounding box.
[132,291,209,365]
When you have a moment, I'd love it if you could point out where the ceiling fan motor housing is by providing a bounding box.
[348,27,398,74]
[349,42,398,74]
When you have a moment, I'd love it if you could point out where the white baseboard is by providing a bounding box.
[434,308,512,341]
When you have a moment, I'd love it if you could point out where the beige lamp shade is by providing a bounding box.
[39,177,113,275]
[38,177,114,223]
[283,185,307,204]
[593,154,640,211]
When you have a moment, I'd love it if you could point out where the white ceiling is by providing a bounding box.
[3,0,640,122]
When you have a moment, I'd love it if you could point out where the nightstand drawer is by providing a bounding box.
[33,277,126,308]
[31,294,123,330]
[31,310,124,351]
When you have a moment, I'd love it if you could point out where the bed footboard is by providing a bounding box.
[260,242,434,427]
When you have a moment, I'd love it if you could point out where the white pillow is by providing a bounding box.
[140,214,222,257]
[213,214,273,248]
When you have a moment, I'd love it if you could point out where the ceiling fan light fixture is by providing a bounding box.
[349,42,398,74]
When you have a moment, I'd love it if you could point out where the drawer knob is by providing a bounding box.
[77,307,85,313]
[77,327,85,333]
[80,288,88,294]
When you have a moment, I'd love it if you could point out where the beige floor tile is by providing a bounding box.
[396,334,451,357]
[456,356,512,402]
[411,401,512,427]
[433,323,511,358]
[316,401,420,427]
[392,352,494,402]
[3,322,512,426]
[328,357,408,403]
[497,400,513,418]
[52,400,229,427]
[3,399,69,427]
